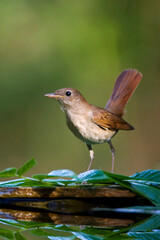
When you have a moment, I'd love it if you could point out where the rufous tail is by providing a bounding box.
[105,69,142,117]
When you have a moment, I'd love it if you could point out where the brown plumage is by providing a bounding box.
[106,69,142,117]
[92,106,134,131]
[45,69,142,172]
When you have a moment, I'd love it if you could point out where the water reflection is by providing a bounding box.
[0,199,160,239]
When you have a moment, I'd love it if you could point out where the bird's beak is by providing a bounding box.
[44,93,65,99]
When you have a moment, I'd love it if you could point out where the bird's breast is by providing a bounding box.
[65,110,116,145]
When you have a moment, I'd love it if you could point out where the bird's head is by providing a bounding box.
[45,88,87,111]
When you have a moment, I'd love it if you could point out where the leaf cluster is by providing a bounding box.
[0,160,160,239]
[0,214,160,240]
[1,159,160,206]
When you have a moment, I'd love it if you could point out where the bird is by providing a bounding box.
[45,69,142,172]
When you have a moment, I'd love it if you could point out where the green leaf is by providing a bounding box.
[0,219,49,230]
[14,231,26,240]
[131,169,160,183]
[16,159,37,176]
[72,232,103,240]
[0,179,25,187]
[32,174,72,183]
[31,228,73,239]
[30,228,56,236]
[0,168,17,178]
[0,178,38,187]
[48,169,77,178]
[0,228,14,239]
[41,178,73,186]
[0,219,27,229]
[129,215,160,232]
[32,174,57,181]
[16,221,49,229]
[101,172,135,193]
[52,225,80,232]
[131,182,160,206]
[104,235,132,240]
[76,169,111,183]
[48,237,74,240]
[103,171,130,181]
[128,232,160,240]
[32,169,77,181]
[80,227,110,236]
[76,170,130,185]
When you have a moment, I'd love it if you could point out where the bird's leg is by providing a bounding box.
[108,140,115,173]
[87,144,95,171]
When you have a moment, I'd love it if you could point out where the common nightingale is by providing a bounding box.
[45,69,142,172]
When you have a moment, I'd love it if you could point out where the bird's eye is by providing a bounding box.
[66,91,71,96]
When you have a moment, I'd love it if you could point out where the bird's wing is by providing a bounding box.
[92,108,134,131]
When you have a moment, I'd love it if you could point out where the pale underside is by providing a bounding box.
[65,108,116,145]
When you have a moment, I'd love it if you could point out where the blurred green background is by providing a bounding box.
[0,0,160,176]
